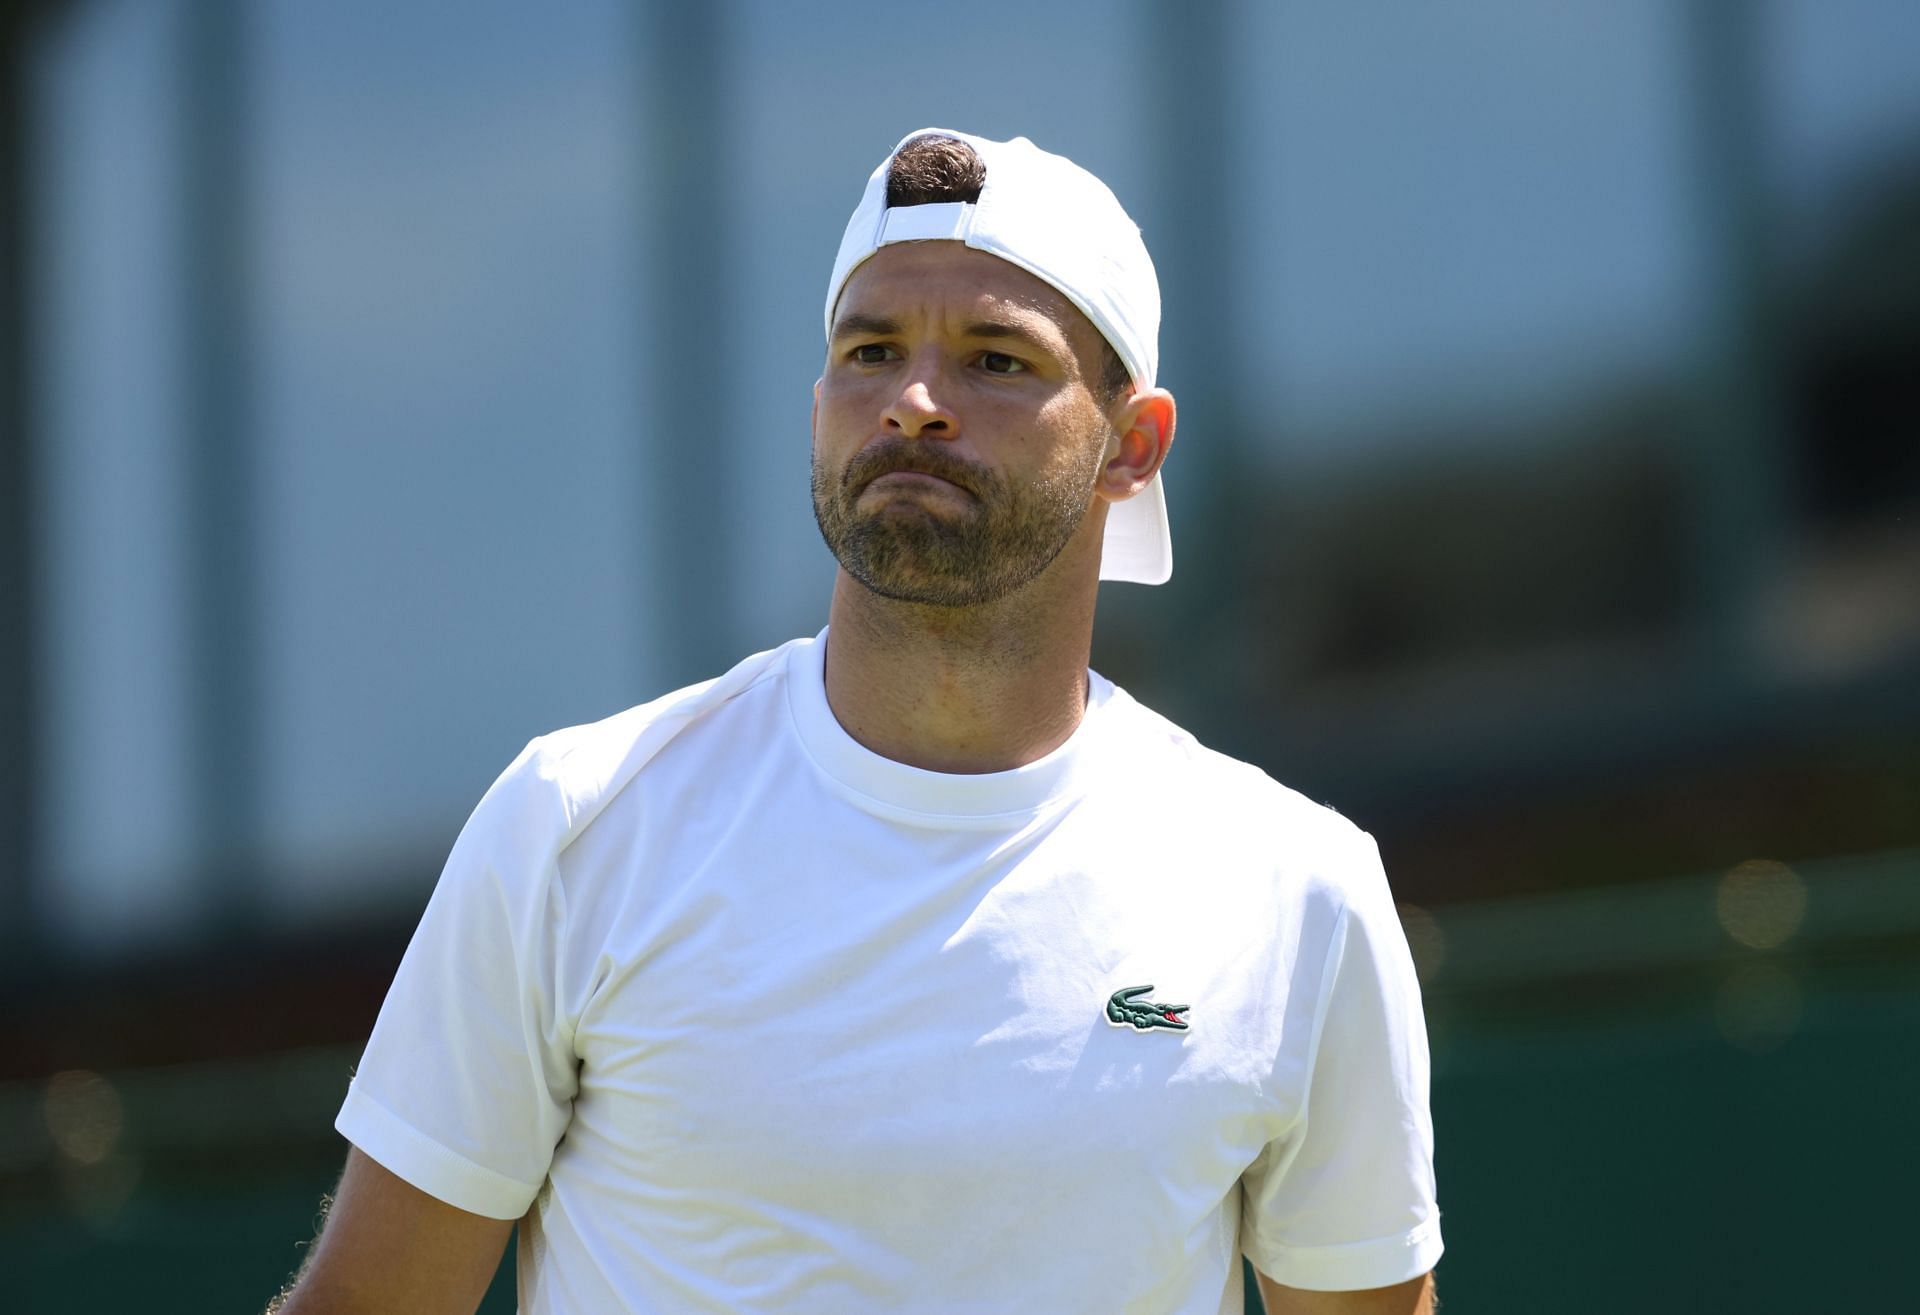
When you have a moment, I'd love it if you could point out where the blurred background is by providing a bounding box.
[2,1,1917,1311]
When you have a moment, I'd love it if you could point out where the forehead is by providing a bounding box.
[832,242,1100,354]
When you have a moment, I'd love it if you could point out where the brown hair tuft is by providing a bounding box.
[885,135,988,207]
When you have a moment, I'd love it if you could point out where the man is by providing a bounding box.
[271,129,1442,1315]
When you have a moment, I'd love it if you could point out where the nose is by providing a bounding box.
[881,366,957,440]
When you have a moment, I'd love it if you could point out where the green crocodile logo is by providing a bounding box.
[1106,985,1189,1032]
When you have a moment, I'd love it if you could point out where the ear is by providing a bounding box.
[1094,388,1176,505]
[811,378,822,439]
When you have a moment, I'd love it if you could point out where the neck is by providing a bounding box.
[822,564,1099,775]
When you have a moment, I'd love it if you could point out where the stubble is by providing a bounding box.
[812,434,1104,608]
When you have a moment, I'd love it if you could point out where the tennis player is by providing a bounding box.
[269,128,1442,1315]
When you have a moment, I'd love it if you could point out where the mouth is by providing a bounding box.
[852,456,979,501]
[864,470,964,494]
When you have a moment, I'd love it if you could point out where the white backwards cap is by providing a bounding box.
[824,127,1171,585]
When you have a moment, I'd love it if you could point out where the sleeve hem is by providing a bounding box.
[335,1081,542,1221]
[1244,1213,1444,1292]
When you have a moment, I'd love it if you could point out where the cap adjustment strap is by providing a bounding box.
[876,201,975,245]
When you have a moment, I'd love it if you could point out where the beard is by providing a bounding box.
[812,435,1103,607]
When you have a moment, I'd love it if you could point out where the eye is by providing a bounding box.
[979,351,1026,375]
[850,343,894,365]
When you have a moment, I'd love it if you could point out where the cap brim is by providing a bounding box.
[1099,472,1172,584]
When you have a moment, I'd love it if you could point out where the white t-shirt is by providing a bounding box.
[337,631,1442,1313]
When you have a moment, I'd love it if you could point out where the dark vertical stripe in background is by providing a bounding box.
[0,2,60,982]
[637,0,734,684]
[1682,0,1791,683]
[181,0,261,932]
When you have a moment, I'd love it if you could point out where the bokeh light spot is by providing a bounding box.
[42,1070,124,1166]
[1715,859,1807,950]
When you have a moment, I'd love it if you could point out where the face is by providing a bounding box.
[812,243,1121,608]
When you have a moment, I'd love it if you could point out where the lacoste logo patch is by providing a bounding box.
[1105,985,1189,1032]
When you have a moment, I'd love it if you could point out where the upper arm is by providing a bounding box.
[273,1147,515,1315]
[333,742,581,1217]
[1255,1269,1435,1315]
[1240,833,1443,1290]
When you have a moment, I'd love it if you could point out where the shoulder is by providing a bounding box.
[1097,682,1387,908]
[471,637,810,853]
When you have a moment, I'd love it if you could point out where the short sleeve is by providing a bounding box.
[1240,833,1443,1290]
[335,740,581,1220]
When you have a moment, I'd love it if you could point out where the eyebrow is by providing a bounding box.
[829,311,1066,357]
[829,313,903,343]
[961,319,1065,356]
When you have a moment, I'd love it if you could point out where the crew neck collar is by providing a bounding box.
[785,627,1115,823]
